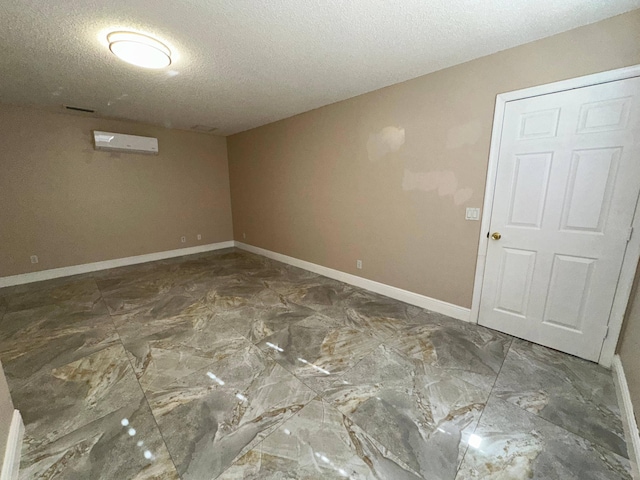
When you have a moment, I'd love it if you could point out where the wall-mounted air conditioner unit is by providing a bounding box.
[93,131,159,155]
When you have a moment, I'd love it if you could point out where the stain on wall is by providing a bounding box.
[402,169,473,205]
[366,126,405,162]
[368,124,475,206]
[228,11,640,308]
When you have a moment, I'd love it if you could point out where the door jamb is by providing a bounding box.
[469,64,640,367]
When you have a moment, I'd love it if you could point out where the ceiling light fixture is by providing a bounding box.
[107,31,171,69]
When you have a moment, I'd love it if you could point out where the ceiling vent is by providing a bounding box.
[191,125,218,133]
[63,105,96,114]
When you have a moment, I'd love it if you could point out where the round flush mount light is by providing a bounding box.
[107,31,171,69]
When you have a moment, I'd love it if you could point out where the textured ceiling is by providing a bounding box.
[1,1,638,135]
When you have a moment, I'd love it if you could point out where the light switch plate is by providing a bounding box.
[465,208,480,221]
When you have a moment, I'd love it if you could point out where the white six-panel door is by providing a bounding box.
[479,77,640,361]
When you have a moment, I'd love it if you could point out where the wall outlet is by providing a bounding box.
[30,255,39,264]
[197,234,202,240]
[465,208,481,221]
[356,260,362,269]
[181,236,186,243]
[243,233,246,240]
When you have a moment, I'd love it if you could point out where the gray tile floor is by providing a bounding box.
[0,249,631,479]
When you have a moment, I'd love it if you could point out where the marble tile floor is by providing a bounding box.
[0,248,631,479]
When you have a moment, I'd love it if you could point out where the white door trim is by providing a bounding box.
[0,410,24,480]
[470,64,640,367]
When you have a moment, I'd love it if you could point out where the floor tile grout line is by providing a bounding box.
[453,335,515,478]
[5,278,171,469]
[258,329,388,399]
[114,334,184,478]
[258,323,426,477]
[473,381,635,476]
[202,286,406,475]
[14,397,157,461]
[2,279,132,453]
[487,335,515,400]
[212,387,424,480]
[325,390,427,479]
[203,258,331,475]
[91,261,324,479]
[208,280,469,476]
[13,251,625,478]
[179,288,326,478]
[485,336,631,461]
[211,393,318,480]
[325,326,501,480]
[92,276,184,479]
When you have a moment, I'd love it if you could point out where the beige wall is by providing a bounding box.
[619,263,640,424]
[0,105,233,277]
[0,361,14,466]
[228,10,640,308]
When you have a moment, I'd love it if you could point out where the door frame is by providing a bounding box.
[470,64,640,367]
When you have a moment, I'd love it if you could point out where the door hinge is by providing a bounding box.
[627,226,634,243]
[604,325,610,339]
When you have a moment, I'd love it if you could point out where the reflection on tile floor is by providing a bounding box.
[0,249,632,479]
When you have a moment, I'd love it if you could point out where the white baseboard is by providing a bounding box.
[0,239,471,322]
[0,410,24,480]
[0,241,235,288]
[234,242,471,322]
[612,355,640,478]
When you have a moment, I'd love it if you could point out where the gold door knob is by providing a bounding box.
[491,232,502,240]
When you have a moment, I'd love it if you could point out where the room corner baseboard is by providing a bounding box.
[0,410,24,480]
[612,355,640,479]
[234,241,471,322]
[0,241,235,288]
